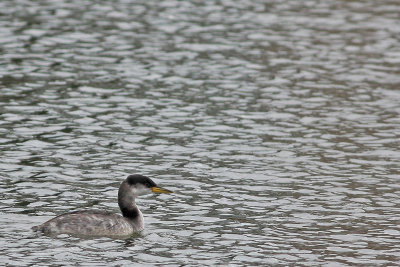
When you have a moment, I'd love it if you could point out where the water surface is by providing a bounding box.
[1,0,400,265]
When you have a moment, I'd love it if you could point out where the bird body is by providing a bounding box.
[32,210,142,236]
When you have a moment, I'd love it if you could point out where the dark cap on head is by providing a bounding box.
[126,174,157,188]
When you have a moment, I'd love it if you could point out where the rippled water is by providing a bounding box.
[1,0,400,265]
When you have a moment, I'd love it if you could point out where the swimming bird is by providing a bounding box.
[32,174,173,237]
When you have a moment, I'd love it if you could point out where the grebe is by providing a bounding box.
[32,174,173,237]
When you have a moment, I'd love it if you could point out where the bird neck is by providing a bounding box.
[118,182,144,229]
[119,201,140,219]
[118,199,144,230]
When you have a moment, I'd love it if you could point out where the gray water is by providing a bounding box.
[1,0,400,266]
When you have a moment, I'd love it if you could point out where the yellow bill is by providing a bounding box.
[152,186,173,194]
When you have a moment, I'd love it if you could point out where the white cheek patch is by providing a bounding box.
[132,184,151,196]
